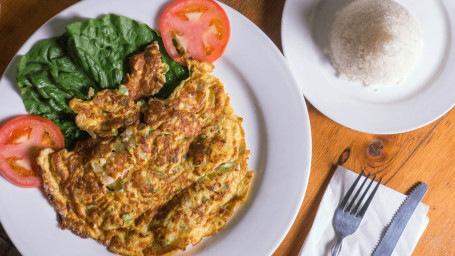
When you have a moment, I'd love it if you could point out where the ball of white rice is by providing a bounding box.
[329,0,423,86]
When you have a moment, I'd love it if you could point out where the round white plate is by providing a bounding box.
[0,0,312,255]
[282,0,455,134]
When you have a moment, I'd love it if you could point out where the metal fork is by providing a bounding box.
[330,170,382,256]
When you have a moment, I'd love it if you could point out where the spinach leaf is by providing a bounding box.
[65,14,188,94]
[64,14,187,91]
[154,37,189,99]
[16,37,92,148]
[64,14,155,89]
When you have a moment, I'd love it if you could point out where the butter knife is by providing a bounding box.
[372,182,428,256]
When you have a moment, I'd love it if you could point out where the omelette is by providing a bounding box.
[37,42,253,256]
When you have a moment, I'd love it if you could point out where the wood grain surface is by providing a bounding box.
[1,0,454,255]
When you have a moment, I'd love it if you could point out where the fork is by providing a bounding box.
[330,170,382,256]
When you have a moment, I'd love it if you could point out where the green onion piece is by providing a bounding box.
[153,169,164,175]
[118,84,129,95]
[197,175,206,183]
[121,213,132,222]
[207,173,216,180]
[137,99,146,108]
[146,129,155,136]
[220,166,230,173]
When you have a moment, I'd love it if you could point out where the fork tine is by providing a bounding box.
[351,174,375,214]
[338,170,364,209]
[345,172,370,212]
[356,177,382,217]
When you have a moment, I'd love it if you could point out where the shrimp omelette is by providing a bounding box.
[37,42,254,256]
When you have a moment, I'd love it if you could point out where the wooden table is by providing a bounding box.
[1,0,454,255]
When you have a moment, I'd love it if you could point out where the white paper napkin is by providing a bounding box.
[299,165,429,256]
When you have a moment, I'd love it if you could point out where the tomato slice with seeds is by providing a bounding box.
[160,0,230,65]
[0,115,64,188]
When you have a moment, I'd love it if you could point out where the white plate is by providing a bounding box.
[0,0,312,255]
[282,0,455,134]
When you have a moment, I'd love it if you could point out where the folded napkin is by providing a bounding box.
[299,165,429,256]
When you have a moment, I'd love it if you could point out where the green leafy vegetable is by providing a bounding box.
[16,37,93,148]
[64,14,188,94]
[154,40,189,99]
[16,14,189,148]
[64,14,156,89]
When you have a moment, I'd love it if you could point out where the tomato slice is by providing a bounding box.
[0,115,64,188]
[160,0,230,65]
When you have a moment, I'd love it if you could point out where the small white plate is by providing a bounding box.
[0,0,312,255]
[282,0,455,134]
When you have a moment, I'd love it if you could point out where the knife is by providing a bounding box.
[372,182,428,256]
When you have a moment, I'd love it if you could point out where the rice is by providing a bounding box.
[329,0,423,86]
